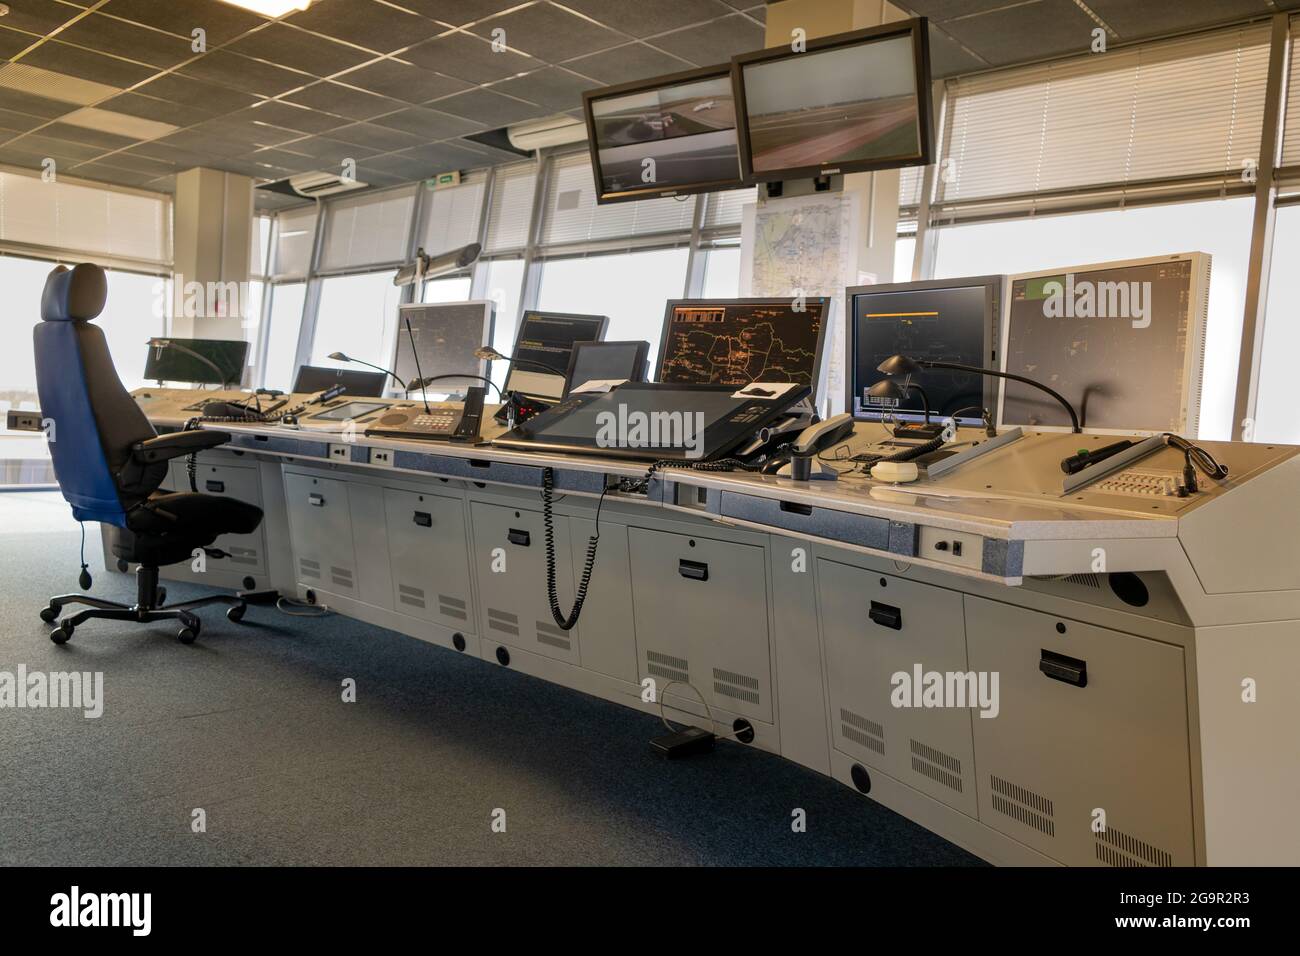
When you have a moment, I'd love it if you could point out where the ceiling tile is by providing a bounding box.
[67,161,159,187]
[927,24,989,77]
[247,147,320,172]
[5,132,105,162]
[125,140,215,167]
[650,14,765,65]
[20,41,159,89]
[557,0,735,38]
[470,4,625,63]
[288,135,383,165]
[0,26,36,60]
[81,150,178,176]
[178,50,314,97]
[1085,0,1269,40]
[96,0,266,46]
[191,117,302,149]
[358,151,439,180]
[285,0,448,54]
[565,43,693,85]
[135,73,260,113]
[369,106,482,139]
[282,81,409,120]
[153,127,254,158]
[491,66,598,112]
[327,121,427,152]
[53,14,195,69]
[0,1,88,37]
[939,0,1100,66]
[394,140,495,171]
[40,121,141,152]
[100,92,217,127]
[0,87,77,120]
[335,59,471,103]
[402,31,540,84]
[226,23,375,77]
[903,0,1029,17]
[0,107,46,133]
[398,1,524,27]
[238,99,346,134]
[432,88,547,126]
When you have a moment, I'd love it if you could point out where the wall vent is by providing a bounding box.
[1063,572,1102,588]
[299,558,320,579]
[990,775,1055,837]
[713,667,760,705]
[488,608,519,637]
[1095,826,1173,867]
[329,566,353,589]
[910,739,963,792]
[398,584,426,609]
[438,595,467,621]
[646,650,689,684]
[840,708,885,756]
[536,621,571,651]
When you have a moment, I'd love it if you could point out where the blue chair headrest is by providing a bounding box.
[41,263,108,323]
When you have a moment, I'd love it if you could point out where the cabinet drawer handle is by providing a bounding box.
[308,493,324,507]
[678,559,708,581]
[413,511,432,527]
[779,500,812,516]
[508,528,530,547]
[205,480,225,493]
[1040,649,1087,687]
[868,601,902,630]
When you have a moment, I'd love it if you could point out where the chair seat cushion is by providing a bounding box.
[111,491,264,566]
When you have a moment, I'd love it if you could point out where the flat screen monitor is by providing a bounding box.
[582,64,746,204]
[1000,253,1211,435]
[144,338,249,387]
[732,18,933,182]
[562,340,651,399]
[293,364,387,397]
[392,301,495,396]
[656,297,829,388]
[847,277,1001,424]
[504,310,609,401]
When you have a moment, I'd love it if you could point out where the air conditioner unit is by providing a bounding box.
[507,114,587,152]
[282,170,368,198]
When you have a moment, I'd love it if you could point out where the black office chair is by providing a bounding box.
[33,262,264,645]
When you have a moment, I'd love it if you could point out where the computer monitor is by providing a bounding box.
[504,311,609,401]
[847,277,1002,424]
[1000,253,1211,435]
[582,64,746,205]
[392,301,495,396]
[656,297,829,388]
[732,18,933,182]
[293,365,387,397]
[144,338,249,387]
[562,340,651,399]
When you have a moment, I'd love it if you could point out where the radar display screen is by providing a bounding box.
[656,298,828,387]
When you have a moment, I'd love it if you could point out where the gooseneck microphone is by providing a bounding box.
[150,338,237,389]
[327,352,407,392]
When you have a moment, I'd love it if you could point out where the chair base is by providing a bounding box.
[42,565,247,645]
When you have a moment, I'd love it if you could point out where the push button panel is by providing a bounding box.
[917,526,983,571]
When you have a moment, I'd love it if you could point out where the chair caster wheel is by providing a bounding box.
[39,605,59,623]
[177,626,197,644]
[50,624,72,644]
[226,605,245,623]
[156,587,166,606]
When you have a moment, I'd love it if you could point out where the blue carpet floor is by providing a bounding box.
[0,492,983,866]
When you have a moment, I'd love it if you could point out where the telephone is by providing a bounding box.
[364,386,487,442]
[770,413,855,481]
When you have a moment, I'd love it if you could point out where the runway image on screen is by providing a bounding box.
[591,74,740,195]
[851,286,988,419]
[658,299,825,387]
[742,34,920,173]
[1003,258,1200,432]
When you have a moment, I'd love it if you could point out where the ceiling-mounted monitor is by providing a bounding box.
[582,63,747,205]
[1000,253,1211,436]
[732,18,933,182]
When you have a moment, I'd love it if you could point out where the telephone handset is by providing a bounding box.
[773,413,855,481]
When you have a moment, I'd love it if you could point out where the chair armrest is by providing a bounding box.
[132,429,232,464]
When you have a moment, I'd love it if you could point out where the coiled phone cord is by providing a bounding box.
[541,467,605,631]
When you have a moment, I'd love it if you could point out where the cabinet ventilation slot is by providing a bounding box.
[646,650,689,684]
[909,739,962,793]
[299,558,320,579]
[536,621,571,651]
[1063,573,1102,588]
[330,567,353,588]
[398,584,426,609]
[438,595,467,621]
[990,775,1055,837]
[840,708,885,756]
[713,667,760,705]
[488,608,520,636]
[1095,826,1172,867]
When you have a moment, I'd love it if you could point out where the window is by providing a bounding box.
[271,205,317,279]
[263,282,306,391]
[537,248,689,362]
[700,246,741,299]
[932,196,1254,440]
[481,258,526,387]
[0,255,62,420]
[421,275,472,303]
[894,236,916,283]
[310,271,402,372]
[319,188,416,271]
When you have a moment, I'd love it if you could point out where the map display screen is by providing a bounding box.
[656,298,828,387]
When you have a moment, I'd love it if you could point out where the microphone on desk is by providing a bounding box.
[327,352,407,392]
[150,338,238,389]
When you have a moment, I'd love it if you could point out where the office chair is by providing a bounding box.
[33,263,264,645]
